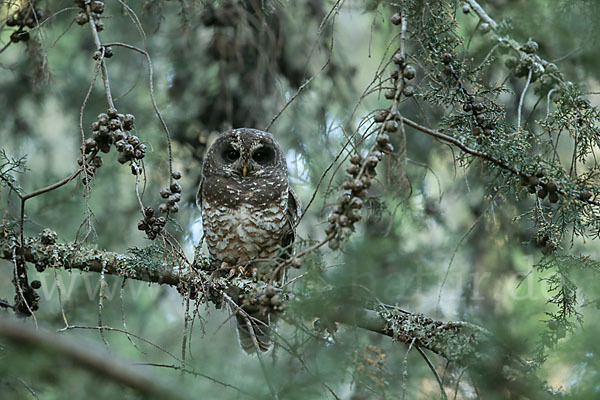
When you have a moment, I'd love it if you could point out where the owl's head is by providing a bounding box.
[202,128,287,180]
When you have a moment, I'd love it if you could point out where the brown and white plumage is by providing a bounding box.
[197,128,301,352]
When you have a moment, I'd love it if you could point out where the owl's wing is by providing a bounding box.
[281,187,302,257]
[287,186,302,225]
[195,178,203,209]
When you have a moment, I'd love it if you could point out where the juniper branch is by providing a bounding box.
[400,117,600,207]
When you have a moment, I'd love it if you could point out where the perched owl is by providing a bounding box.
[197,128,301,352]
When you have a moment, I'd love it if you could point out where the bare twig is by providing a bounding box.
[133,363,250,396]
[59,325,182,364]
[265,0,340,132]
[86,5,115,109]
[103,42,173,178]
[401,337,417,400]
[517,68,533,128]
[22,168,82,201]
[416,345,448,400]
[16,377,40,400]
[54,269,70,329]
[0,299,15,310]
[98,260,109,347]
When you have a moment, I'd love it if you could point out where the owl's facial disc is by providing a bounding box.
[207,129,283,180]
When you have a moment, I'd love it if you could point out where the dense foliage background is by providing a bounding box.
[2,0,600,399]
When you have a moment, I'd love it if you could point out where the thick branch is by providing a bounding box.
[0,229,181,286]
[0,230,482,363]
[335,307,486,365]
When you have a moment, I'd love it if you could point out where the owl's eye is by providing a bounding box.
[223,149,240,162]
[252,147,274,165]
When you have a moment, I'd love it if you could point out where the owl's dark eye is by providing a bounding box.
[252,147,274,165]
[223,149,240,162]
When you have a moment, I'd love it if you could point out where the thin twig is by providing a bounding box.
[22,168,83,201]
[119,278,144,354]
[546,88,557,119]
[416,345,448,400]
[133,363,250,396]
[0,173,24,199]
[59,325,183,364]
[98,260,109,347]
[265,2,340,132]
[86,5,115,109]
[517,69,533,128]
[54,269,70,329]
[0,299,15,310]
[400,116,600,206]
[0,39,13,56]
[104,42,173,179]
[401,337,417,400]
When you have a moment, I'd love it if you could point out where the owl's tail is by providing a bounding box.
[235,310,272,353]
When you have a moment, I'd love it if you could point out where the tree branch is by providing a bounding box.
[0,229,180,286]
[0,229,482,362]
[0,318,182,400]
[465,0,498,29]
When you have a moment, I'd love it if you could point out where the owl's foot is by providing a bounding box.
[226,264,257,278]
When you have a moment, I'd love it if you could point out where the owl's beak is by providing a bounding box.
[242,162,248,177]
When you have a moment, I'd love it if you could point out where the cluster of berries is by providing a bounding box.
[137,206,166,240]
[6,6,45,43]
[241,286,284,315]
[81,108,143,182]
[520,174,560,204]
[385,52,416,100]
[158,172,183,214]
[462,96,495,138]
[74,0,105,31]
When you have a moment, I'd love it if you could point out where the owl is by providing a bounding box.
[197,128,301,352]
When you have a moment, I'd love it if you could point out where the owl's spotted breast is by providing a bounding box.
[202,194,289,265]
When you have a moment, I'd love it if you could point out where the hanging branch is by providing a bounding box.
[0,318,182,400]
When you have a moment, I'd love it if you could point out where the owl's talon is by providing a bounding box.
[225,265,245,277]
[223,265,256,278]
